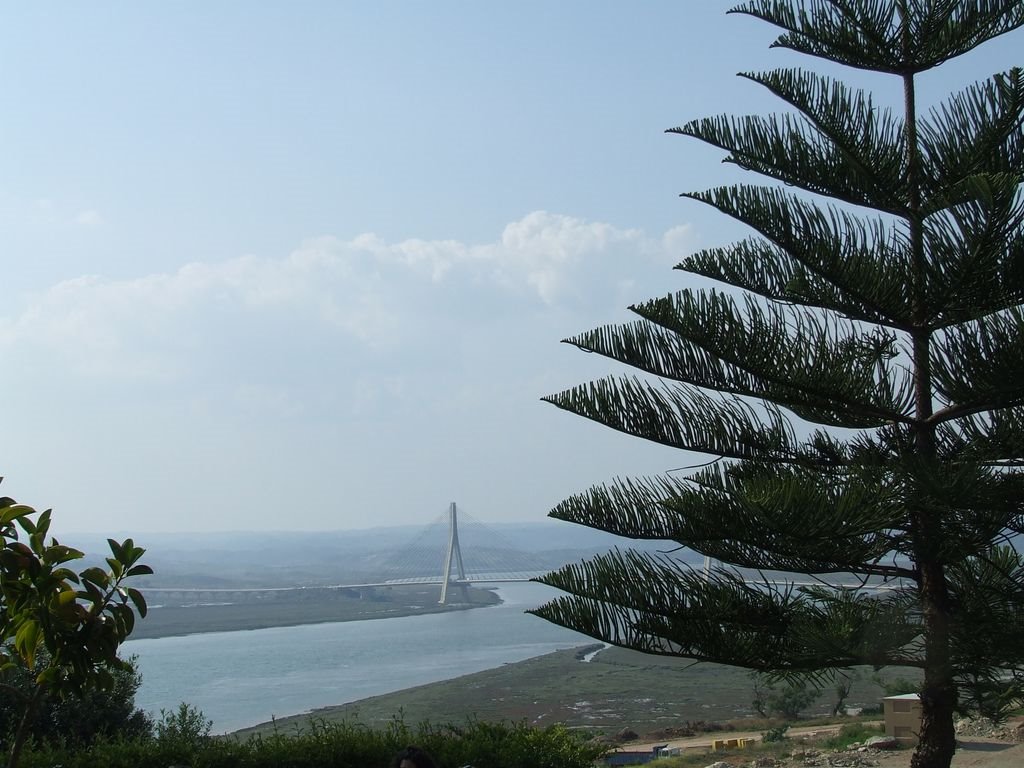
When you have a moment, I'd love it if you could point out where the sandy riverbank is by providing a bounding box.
[130,583,500,639]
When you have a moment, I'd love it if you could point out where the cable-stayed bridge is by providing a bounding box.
[357,502,905,598]
[143,502,902,607]
[145,502,554,605]
[353,502,550,603]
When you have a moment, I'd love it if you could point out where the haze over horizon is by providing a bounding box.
[2,3,1019,535]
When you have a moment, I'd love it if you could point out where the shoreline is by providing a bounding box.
[128,583,502,640]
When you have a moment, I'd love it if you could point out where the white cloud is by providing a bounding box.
[1,212,703,535]
[0,212,688,384]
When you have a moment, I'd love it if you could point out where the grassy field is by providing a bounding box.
[240,645,894,740]
[132,584,500,639]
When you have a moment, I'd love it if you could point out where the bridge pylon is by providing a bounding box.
[438,501,470,605]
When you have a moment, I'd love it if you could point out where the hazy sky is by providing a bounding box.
[1,3,1019,534]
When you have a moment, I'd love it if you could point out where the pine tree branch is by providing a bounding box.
[682,185,914,328]
[919,69,1024,214]
[729,0,905,74]
[678,239,904,328]
[543,376,818,465]
[730,1,1024,74]
[922,182,1024,327]
[630,290,915,425]
[671,69,906,214]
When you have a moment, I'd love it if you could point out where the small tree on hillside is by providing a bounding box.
[832,672,855,717]
[751,673,821,720]
[1,484,151,768]
[531,4,1024,768]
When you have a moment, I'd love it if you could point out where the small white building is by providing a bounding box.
[883,693,922,744]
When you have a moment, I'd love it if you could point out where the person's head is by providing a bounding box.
[391,745,438,768]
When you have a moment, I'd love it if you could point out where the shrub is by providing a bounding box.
[0,653,151,752]
[822,722,884,751]
[762,724,789,743]
[154,702,213,761]
[14,716,607,768]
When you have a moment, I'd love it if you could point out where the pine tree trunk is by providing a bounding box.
[899,9,957,765]
[912,678,957,768]
[911,564,957,768]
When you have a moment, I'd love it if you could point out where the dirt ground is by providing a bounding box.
[856,739,1023,768]
[626,721,1024,767]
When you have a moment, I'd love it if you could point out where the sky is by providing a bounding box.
[1,3,1020,534]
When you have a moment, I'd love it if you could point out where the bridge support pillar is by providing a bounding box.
[439,501,470,604]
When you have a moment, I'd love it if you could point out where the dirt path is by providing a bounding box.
[627,722,853,752]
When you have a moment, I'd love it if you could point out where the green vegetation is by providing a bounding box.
[153,702,214,757]
[821,721,886,751]
[874,670,924,697]
[1,488,151,768]
[761,723,789,743]
[14,717,606,768]
[531,4,1024,768]
[751,674,820,720]
[0,652,151,752]
[252,645,897,738]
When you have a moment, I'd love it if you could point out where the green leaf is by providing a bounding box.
[51,567,81,583]
[107,538,124,562]
[0,503,35,525]
[42,544,85,566]
[78,581,105,605]
[80,567,111,589]
[126,588,148,618]
[14,620,40,668]
[35,508,52,538]
[119,605,136,637]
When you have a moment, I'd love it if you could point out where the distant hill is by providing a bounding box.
[69,521,702,589]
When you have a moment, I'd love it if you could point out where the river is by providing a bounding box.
[123,582,593,733]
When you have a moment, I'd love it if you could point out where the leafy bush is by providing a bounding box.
[15,717,607,768]
[154,702,213,760]
[0,652,151,752]
[762,724,789,743]
[821,722,884,751]
[751,674,821,720]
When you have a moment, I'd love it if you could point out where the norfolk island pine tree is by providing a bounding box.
[530,4,1024,768]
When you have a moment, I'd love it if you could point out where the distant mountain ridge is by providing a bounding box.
[70,521,700,590]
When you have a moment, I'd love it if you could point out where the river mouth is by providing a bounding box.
[124,582,592,733]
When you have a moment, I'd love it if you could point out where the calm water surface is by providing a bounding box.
[123,582,591,733]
